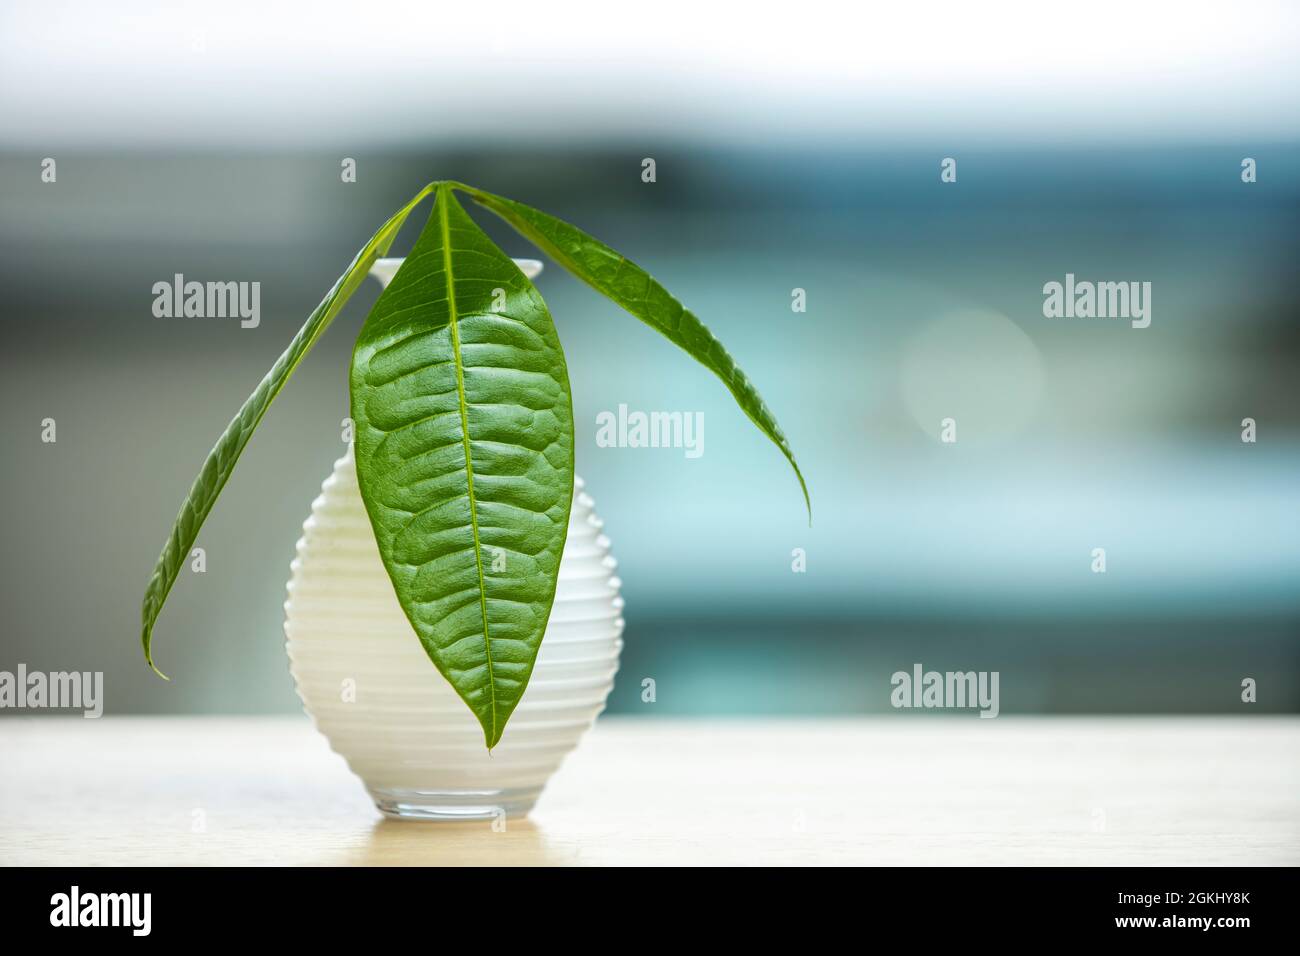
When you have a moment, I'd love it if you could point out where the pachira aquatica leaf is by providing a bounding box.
[140,182,437,678]
[455,182,810,519]
[349,184,574,748]
[142,179,806,748]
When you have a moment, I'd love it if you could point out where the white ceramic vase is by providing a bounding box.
[284,258,624,820]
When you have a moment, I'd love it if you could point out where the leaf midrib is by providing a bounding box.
[438,185,498,744]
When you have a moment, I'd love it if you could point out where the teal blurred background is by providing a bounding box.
[1,2,1297,716]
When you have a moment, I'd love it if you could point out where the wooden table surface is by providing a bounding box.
[1,716,1296,866]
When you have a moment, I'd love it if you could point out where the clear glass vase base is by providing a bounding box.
[369,786,541,821]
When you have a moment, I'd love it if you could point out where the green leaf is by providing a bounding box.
[457,183,810,520]
[141,182,439,677]
[349,184,575,749]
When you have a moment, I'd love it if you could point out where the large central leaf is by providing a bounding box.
[349,185,575,748]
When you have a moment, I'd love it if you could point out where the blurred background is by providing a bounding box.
[1,0,1297,717]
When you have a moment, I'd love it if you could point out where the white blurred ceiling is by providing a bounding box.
[2,0,1298,147]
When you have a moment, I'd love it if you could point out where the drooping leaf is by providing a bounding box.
[140,182,438,676]
[457,183,810,520]
[349,184,575,748]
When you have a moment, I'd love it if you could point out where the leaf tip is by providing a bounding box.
[785,454,812,526]
[146,655,170,682]
[142,628,170,681]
